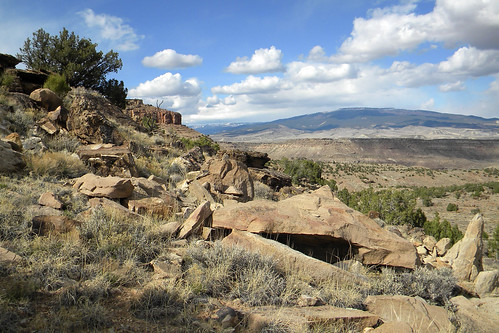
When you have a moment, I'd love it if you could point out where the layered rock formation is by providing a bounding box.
[125,99,181,125]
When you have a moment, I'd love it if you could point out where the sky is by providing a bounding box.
[1,0,498,124]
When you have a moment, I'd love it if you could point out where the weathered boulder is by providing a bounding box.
[213,186,418,269]
[249,167,292,191]
[444,214,484,281]
[435,237,452,256]
[129,177,169,200]
[422,235,437,251]
[244,305,379,333]
[29,88,62,111]
[187,179,216,204]
[32,215,79,236]
[77,145,139,178]
[2,132,23,152]
[450,296,499,333]
[0,140,25,173]
[128,196,176,218]
[46,106,69,127]
[198,157,254,202]
[37,118,59,135]
[474,270,499,297]
[178,201,212,239]
[73,173,134,199]
[38,192,64,210]
[79,197,142,221]
[217,149,270,169]
[364,295,454,333]
[172,146,205,172]
[371,321,413,332]
[222,230,365,284]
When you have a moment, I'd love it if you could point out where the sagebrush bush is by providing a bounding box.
[26,151,88,178]
[370,267,456,305]
[184,242,286,306]
[5,108,36,136]
[131,282,185,321]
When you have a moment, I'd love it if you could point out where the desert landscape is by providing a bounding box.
[1,47,499,332]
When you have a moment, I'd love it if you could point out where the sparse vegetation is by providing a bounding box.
[273,158,337,190]
[180,135,220,152]
[26,151,88,178]
[43,73,71,97]
[423,213,463,245]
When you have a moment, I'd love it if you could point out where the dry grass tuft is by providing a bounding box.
[26,151,88,178]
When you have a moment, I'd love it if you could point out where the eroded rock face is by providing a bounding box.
[364,295,454,333]
[444,214,484,281]
[249,167,292,191]
[178,201,212,239]
[127,196,177,218]
[450,296,499,333]
[198,157,254,202]
[77,145,139,178]
[125,99,182,125]
[213,186,418,269]
[216,149,270,169]
[73,173,134,199]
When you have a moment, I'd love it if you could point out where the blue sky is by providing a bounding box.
[1,0,498,124]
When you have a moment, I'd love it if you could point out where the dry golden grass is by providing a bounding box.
[26,151,88,178]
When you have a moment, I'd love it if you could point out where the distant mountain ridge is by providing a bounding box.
[202,108,499,141]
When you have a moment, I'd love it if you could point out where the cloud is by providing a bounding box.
[438,47,499,76]
[142,49,202,69]
[129,72,201,97]
[333,0,499,63]
[225,46,285,74]
[287,62,357,82]
[439,81,465,92]
[78,8,143,51]
[212,76,283,95]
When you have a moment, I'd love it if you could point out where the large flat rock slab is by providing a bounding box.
[213,186,418,269]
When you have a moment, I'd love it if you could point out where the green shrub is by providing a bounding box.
[274,158,337,190]
[180,136,220,152]
[487,223,499,259]
[0,72,15,89]
[43,73,70,97]
[423,213,463,245]
[446,203,459,212]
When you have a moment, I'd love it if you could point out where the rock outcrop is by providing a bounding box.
[213,186,418,269]
[444,214,484,281]
[77,144,139,177]
[216,149,270,168]
[364,295,454,333]
[450,296,499,333]
[222,230,365,284]
[73,173,134,199]
[198,156,254,202]
[125,99,181,125]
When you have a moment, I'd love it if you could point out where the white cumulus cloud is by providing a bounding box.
[212,75,283,95]
[225,46,285,74]
[142,49,202,69]
[287,62,357,82]
[439,81,465,92]
[129,72,201,97]
[78,8,143,51]
[333,0,499,63]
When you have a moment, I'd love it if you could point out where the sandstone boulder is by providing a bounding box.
[0,140,25,173]
[38,192,64,209]
[187,179,216,204]
[178,201,212,239]
[474,270,499,297]
[444,214,484,281]
[198,157,254,202]
[364,295,454,333]
[435,237,452,256]
[217,149,270,169]
[249,167,292,191]
[213,186,418,269]
[29,88,62,111]
[2,132,23,152]
[32,215,79,235]
[244,305,379,333]
[221,230,365,284]
[450,296,499,333]
[73,173,134,199]
[172,146,205,172]
[77,145,139,177]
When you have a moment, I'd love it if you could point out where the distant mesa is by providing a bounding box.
[125,99,182,125]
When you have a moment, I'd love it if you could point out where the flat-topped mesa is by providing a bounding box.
[125,99,182,125]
